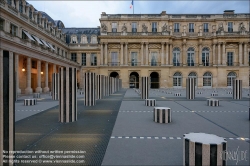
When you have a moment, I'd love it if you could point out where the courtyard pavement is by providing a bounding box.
[14,88,249,165]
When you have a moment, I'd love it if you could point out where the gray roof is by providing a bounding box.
[62,28,100,44]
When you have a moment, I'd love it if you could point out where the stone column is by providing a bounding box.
[104,43,108,65]
[0,49,15,165]
[53,64,56,73]
[218,43,221,65]
[165,43,169,65]
[145,42,149,66]
[16,0,19,12]
[43,62,49,92]
[79,68,84,89]
[77,52,82,65]
[97,75,104,100]
[15,54,21,95]
[52,73,59,100]
[36,60,42,93]
[212,43,216,66]
[238,42,242,66]
[120,42,123,65]
[182,43,186,66]
[100,42,103,65]
[198,43,202,66]
[141,42,144,65]
[59,67,77,122]
[222,42,226,65]
[161,42,164,66]
[25,57,32,94]
[125,42,128,65]
[169,43,173,65]
[243,42,248,65]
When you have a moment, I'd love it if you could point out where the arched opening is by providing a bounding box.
[227,72,236,87]
[129,72,139,88]
[173,72,182,88]
[203,72,212,88]
[188,72,197,87]
[150,72,159,89]
[110,72,119,78]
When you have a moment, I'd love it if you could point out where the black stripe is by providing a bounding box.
[210,144,217,166]
[63,68,66,122]
[195,142,202,165]
[162,109,165,123]
[59,71,61,121]
[222,142,226,166]
[69,68,72,122]
[185,138,189,166]
[74,68,77,121]
[168,109,170,123]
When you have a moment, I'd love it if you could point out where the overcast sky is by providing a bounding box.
[27,0,249,28]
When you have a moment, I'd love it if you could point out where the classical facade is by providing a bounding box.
[1,0,250,93]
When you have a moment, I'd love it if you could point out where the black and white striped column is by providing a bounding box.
[145,99,156,106]
[233,79,242,100]
[84,72,96,106]
[59,67,77,123]
[52,73,59,100]
[140,77,149,99]
[186,78,195,99]
[207,99,219,106]
[183,132,227,166]
[0,50,15,165]
[24,99,37,106]
[97,75,104,100]
[106,76,110,96]
[153,107,171,123]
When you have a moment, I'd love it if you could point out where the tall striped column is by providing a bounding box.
[84,72,96,106]
[183,132,227,166]
[140,77,149,99]
[109,77,113,94]
[103,76,107,97]
[232,79,242,100]
[186,78,195,99]
[52,73,59,100]
[0,50,15,165]
[59,67,77,123]
[97,75,104,100]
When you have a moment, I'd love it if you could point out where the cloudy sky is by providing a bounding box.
[27,0,249,28]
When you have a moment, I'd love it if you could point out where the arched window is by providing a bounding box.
[81,35,87,43]
[202,47,210,66]
[173,72,182,87]
[188,72,197,87]
[173,47,180,66]
[203,72,212,87]
[71,35,77,43]
[91,35,97,43]
[227,72,237,87]
[187,47,195,66]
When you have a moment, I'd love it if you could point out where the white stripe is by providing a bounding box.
[155,137,159,139]
[147,137,151,139]
[140,137,144,139]
[169,137,174,139]
[125,137,129,139]
[111,136,115,138]
[177,137,181,139]
[162,137,166,139]
[118,137,122,139]
[132,137,137,139]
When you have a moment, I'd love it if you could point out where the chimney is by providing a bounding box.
[161,11,166,15]
[101,12,106,16]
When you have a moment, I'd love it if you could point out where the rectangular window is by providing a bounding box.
[0,18,4,31]
[44,22,47,29]
[10,24,17,36]
[111,52,118,66]
[203,23,209,32]
[189,23,194,32]
[112,22,117,32]
[29,9,32,20]
[61,50,64,57]
[22,31,28,39]
[174,23,179,32]
[57,48,60,55]
[71,53,77,62]
[202,52,209,66]
[32,61,37,69]
[82,53,86,66]
[151,52,157,66]
[152,22,157,32]
[228,22,233,32]
[7,0,11,6]
[131,52,138,66]
[132,22,137,32]
[19,1,23,13]
[91,53,97,66]
[227,52,233,66]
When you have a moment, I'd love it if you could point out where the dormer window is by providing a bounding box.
[81,35,87,43]
[72,36,77,43]
[19,0,23,13]
[37,14,40,24]
[91,35,97,43]
[112,22,117,32]
[29,8,32,20]
[44,21,47,29]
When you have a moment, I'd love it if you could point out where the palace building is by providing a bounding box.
[1,0,249,94]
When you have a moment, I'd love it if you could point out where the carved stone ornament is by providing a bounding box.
[142,23,148,33]
[217,23,224,32]
[101,23,107,33]
[238,22,246,32]
[121,23,127,33]
[162,23,168,32]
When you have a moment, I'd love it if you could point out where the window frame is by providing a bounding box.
[82,53,86,66]
[91,53,97,66]
[173,48,180,66]
[202,47,210,66]
[152,22,157,32]
[189,23,194,32]
[131,52,138,66]
[174,23,179,32]
[203,23,209,32]
[228,22,233,32]
[10,23,17,36]
[227,52,233,66]
[0,18,4,31]
[187,47,195,66]
[112,22,117,32]
[132,22,137,32]
[71,53,77,62]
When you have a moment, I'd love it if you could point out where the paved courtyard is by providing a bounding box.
[15,88,249,165]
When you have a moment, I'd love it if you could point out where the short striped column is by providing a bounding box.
[52,73,59,100]
[59,67,77,123]
[0,50,15,165]
[145,99,156,106]
[183,132,227,166]
[24,99,37,106]
[207,99,219,106]
[97,75,104,99]
[197,92,202,94]
[153,107,171,123]
[174,93,181,96]
[233,79,242,100]
[140,77,149,99]
[33,93,40,98]
[84,72,96,106]
[211,93,218,96]
[186,78,195,99]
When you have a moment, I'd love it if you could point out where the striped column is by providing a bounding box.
[186,78,195,99]
[103,76,107,96]
[207,99,219,106]
[145,99,156,106]
[84,72,96,106]
[153,107,171,123]
[59,67,77,123]
[106,76,110,96]
[109,77,113,94]
[183,132,227,166]
[0,50,15,165]
[52,73,59,100]
[233,79,242,100]
[140,77,149,99]
[97,75,104,99]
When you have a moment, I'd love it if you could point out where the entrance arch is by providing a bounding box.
[110,71,119,78]
[129,72,139,88]
[150,72,159,89]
